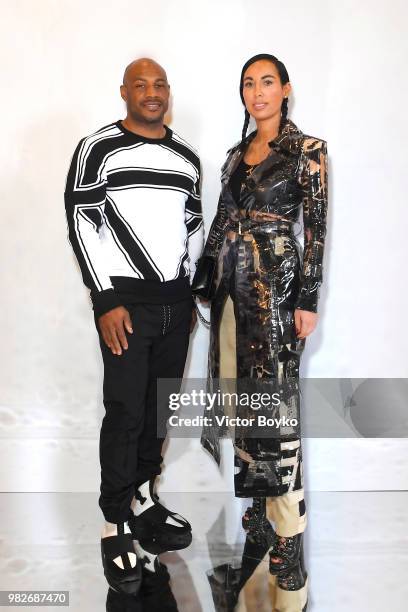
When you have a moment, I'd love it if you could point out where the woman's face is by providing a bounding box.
[242,59,291,122]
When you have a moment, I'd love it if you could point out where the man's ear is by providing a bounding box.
[120,84,127,102]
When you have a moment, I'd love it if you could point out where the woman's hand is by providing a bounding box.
[294,309,318,339]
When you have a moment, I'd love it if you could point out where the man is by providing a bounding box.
[64,58,203,595]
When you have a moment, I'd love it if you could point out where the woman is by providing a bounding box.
[196,53,328,610]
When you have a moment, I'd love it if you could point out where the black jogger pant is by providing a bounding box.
[95,298,192,524]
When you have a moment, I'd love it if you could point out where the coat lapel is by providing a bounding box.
[222,119,304,206]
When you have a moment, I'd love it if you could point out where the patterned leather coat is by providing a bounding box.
[200,118,328,498]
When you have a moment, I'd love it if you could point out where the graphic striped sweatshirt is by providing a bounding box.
[64,120,203,317]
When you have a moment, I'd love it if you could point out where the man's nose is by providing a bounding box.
[145,83,156,97]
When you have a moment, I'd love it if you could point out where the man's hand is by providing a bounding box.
[294,309,318,339]
[98,306,133,355]
[190,307,197,333]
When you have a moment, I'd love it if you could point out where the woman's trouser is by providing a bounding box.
[220,296,308,611]
[219,295,307,537]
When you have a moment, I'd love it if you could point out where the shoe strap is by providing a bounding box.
[102,533,135,560]
[135,490,147,504]
[135,489,160,504]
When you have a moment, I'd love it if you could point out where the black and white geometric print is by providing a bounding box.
[64,121,203,313]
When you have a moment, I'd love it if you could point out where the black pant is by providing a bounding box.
[96,299,192,523]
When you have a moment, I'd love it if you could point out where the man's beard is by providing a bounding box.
[129,107,166,125]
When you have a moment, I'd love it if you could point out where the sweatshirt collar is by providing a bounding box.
[116,120,173,143]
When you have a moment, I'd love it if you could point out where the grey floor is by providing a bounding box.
[0,491,407,611]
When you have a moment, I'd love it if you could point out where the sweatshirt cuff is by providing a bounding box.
[91,288,122,318]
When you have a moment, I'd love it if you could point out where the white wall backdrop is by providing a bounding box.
[1,0,407,494]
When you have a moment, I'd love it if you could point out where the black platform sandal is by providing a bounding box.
[128,478,192,554]
[101,522,142,596]
[269,532,303,574]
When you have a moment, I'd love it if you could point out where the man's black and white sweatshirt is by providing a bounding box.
[64,121,203,317]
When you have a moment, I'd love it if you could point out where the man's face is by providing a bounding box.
[120,61,170,124]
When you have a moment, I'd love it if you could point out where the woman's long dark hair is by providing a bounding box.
[239,53,290,141]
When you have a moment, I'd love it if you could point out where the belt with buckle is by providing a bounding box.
[227,218,294,235]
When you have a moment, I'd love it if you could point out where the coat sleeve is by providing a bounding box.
[202,146,236,259]
[295,138,328,313]
[202,193,229,259]
[64,138,122,317]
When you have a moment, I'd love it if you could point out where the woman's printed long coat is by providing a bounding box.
[200,118,328,498]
